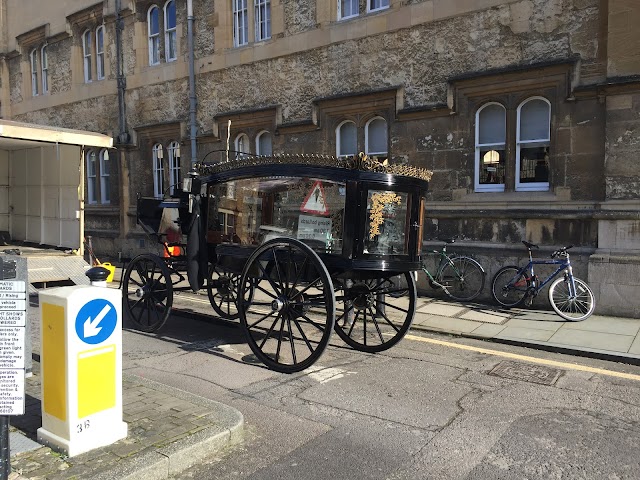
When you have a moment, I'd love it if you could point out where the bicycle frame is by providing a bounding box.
[518,250,578,298]
[421,247,457,289]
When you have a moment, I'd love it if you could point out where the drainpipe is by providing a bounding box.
[115,0,130,239]
[187,0,197,167]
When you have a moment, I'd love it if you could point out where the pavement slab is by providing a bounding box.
[9,362,243,479]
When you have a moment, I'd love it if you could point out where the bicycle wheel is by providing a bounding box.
[491,266,530,308]
[548,276,595,321]
[439,256,485,302]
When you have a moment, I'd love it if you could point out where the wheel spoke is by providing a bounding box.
[258,313,282,349]
[366,306,385,344]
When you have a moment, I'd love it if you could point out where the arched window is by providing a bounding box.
[30,49,39,96]
[99,149,110,204]
[41,45,48,93]
[168,141,181,195]
[96,26,105,80]
[148,6,160,65]
[336,121,357,157]
[164,0,177,61]
[153,143,164,198]
[82,29,92,83]
[475,103,506,192]
[256,131,273,156]
[235,133,250,157]
[516,97,551,191]
[86,150,97,204]
[365,117,388,157]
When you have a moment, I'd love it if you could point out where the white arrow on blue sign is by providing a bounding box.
[75,299,117,345]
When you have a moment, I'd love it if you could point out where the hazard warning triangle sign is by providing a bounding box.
[300,181,329,215]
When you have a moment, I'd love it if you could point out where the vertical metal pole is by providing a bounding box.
[187,0,197,167]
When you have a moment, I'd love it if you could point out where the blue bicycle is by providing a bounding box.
[490,241,595,321]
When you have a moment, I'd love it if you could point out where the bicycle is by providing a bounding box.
[420,237,486,302]
[490,241,595,321]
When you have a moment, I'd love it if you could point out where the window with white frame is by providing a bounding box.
[96,26,105,80]
[256,131,273,156]
[516,97,550,191]
[365,117,387,156]
[87,150,97,204]
[336,121,357,157]
[164,0,177,61]
[99,149,110,204]
[153,143,164,198]
[233,0,249,47]
[339,0,359,20]
[474,97,551,193]
[148,6,160,65]
[254,0,271,41]
[41,45,48,93]
[475,103,506,192]
[82,29,93,82]
[168,141,181,195]
[367,0,389,13]
[30,48,39,96]
[235,133,250,157]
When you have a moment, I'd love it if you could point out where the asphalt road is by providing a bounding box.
[117,291,640,479]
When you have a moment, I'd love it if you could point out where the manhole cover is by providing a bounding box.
[488,360,562,385]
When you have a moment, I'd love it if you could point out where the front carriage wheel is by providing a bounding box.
[238,238,335,374]
[122,254,173,332]
[207,264,254,320]
[334,272,416,353]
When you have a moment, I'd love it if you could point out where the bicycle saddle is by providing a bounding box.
[522,240,539,250]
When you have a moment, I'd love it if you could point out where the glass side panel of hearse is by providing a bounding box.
[206,176,346,254]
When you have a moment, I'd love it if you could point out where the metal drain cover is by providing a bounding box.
[489,360,562,386]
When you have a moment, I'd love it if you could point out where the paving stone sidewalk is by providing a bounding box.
[412,297,640,363]
[9,361,243,480]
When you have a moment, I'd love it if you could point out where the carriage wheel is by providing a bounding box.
[122,254,173,332]
[207,264,254,320]
[238,238,335,374]
[334,272,416,353]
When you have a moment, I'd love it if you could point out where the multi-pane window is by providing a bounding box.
[148,6,160,65]
[235,133,250,157]
[168,141,181,195]
[365,117,388,156]
[87,149,111,205]
[96,26,105,80]
[516,97,550,191]
[336,121,357,157]
[254,0,271,41]
[87,150,97,204]
[233,0,249,47]
[475,103,506,192]
[83,30,93,83]
[368,0,389,12]
[339,0,358,19]
[164,0,177,61]
[30,49,39,96]
[153,143,164,198]
[99,149,110,204]
[256,131,273,156]
[475,97,551,192]
[41,45,48,93]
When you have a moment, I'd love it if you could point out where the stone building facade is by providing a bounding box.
[1,0,639,316]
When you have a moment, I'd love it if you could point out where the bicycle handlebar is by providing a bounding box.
[551,245,573,258]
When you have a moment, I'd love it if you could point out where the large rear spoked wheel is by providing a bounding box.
[439,256,485,302]
[491,266,530,308]
[238,238,335,373]
[334,272,416,353]
[122,254,173,332]
[548,276,595,321]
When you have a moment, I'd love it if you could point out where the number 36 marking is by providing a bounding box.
[77,420,90,433]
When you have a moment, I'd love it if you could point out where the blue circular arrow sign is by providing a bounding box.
[75,298,118,345]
